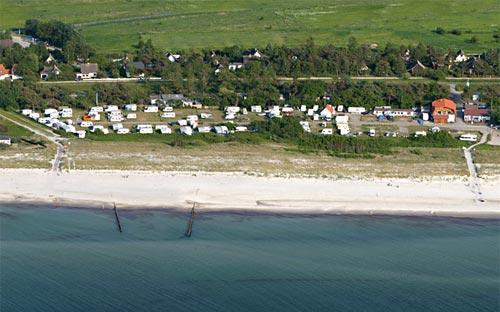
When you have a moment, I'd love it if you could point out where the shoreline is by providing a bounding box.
[1,169,499,219]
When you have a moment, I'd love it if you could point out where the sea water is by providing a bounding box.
[0,204,499,312]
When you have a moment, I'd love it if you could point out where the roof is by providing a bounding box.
[432,99,456,112]
[0,39,14,48]
[464,106,490,117]
[41,64,60,75]
[0,64,9,76]
[130,61,145,70]
[80,63,98,74]
[322,104,335,114]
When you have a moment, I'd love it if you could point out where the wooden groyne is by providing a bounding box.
[184,202,197,238]
[113,202,123,233]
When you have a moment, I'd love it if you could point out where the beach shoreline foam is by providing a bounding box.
[1,169,499,219]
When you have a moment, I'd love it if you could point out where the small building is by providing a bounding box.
[432,99,456,123]
[0,135,12,145]
[463,105,490,123]
[155,125,172,134]
[126,113,137,120]
[409,60,426,75]
[320,104,335,120]
[76,63,98,80]
[454,50,468,63]
[40,64,61,80]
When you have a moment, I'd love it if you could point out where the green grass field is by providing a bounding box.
[2,0,499,53]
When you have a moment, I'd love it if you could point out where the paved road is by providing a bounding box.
[38,76,500,85]
[0,112,65,173]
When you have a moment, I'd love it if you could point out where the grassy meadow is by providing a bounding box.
[1,0,498,53]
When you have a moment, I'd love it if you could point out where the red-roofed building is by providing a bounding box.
[320,104,335,120]
[464,105,490,123]
[0,64,11,79]
[432,99,456,123]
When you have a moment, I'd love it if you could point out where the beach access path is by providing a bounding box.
[0,111,65,173]
[0,169,499,218]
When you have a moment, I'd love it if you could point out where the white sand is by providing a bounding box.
[0,169,499,218]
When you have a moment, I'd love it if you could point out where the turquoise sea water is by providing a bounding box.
[0,204,499,312]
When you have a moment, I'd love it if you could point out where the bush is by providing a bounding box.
[435,27,446,35]
[449,29,462,35]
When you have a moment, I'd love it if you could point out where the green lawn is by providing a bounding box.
[2,0,498,53]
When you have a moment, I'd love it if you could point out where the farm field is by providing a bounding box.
[1,0,499,53]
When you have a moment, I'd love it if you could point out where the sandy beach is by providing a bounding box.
[0,169,499,218]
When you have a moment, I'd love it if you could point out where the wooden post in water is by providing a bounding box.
[185,202,197,238]
[113,202,123,233]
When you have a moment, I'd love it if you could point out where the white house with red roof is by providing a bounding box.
[320,104,335,120]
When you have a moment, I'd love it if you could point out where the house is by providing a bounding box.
[75,130,86,139]
[463,105,490,123]
[0,64,14,80]
[0,135,12,145]
[347,106,366,114]
[320,104,335,120]
[126,113,137,120]
[243,49,264,63]
[40,64,61,80]
[431,99,456,123]
[228,62,244,71]
[200,113,212,119]
[76,63,98,80]
[45,54,56,64]
[226,106,241,114]
[454,50,468,63]
[409,60,426,75]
